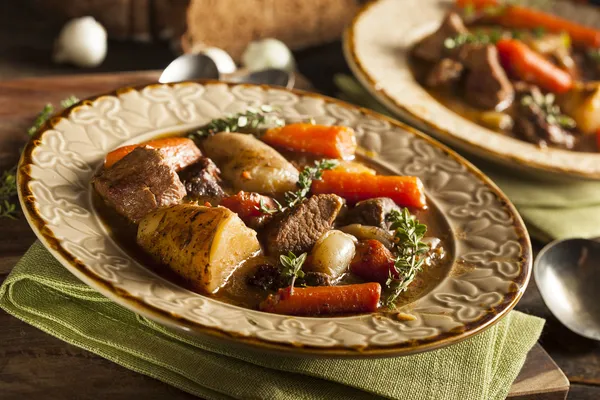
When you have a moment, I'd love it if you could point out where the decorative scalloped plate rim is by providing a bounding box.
[344,0,600,181]
[18,81,531,358]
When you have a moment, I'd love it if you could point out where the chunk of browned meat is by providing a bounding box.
[346,197,400,230]
[93,147,186,223]
[514,84,575,149]
[264,194,344,255]
[413,12,468,62]
[460,44,514,110]
[426,58,464,88]
[178,157,225,203]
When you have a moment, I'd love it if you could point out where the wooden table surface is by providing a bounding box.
[0,3,599,400]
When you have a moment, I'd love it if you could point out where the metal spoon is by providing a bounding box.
[159,54,294,88]
[159,54,220,83]
[534,237,600,341]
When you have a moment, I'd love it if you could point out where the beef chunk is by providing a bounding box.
[346,197,400,230]
[413,12,468,62]
[514,84,575,149]
[178,157,225,203]
[426,58,464,88]
[93,146,186,223]
[460,44,514,110]
[264,194,344,255]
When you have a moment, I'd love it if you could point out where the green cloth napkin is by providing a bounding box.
[1,242,544,400]
[335,74,600,241]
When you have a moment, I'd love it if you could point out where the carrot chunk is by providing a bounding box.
[311,170,426,209]
[496,39,574,94]
[262,123,357,160]
[104,137,202,171]
[259,283,381,316]
[350,240,397,284]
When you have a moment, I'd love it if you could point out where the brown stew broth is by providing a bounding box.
[94,134,454,313]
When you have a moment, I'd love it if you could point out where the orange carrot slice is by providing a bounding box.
[496,39,573,93]
[311,171,426,209]
[259,283,381,316]
[104,137,201,171]
[262,123,357,160]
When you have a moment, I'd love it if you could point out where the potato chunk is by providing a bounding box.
[137,204,261,293]
[202,132,299,194]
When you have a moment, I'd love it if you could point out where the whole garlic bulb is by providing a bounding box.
[241,38,296,72]
[199,47,237,74]
[53,17,107,68]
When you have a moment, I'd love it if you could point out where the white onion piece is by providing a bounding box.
[339,224,394,249]
[306,230,356,279]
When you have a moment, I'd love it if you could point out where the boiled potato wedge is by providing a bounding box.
[137,204,261,293]
[202,132,299,194]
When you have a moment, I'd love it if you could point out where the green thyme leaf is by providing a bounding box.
[27,104,54,136]
[189,105,284,140]
[257,159,338,215]
[384,208,429,307]
[279,251,307,290]
[60,95,80,108]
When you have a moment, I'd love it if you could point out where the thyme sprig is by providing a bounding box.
[189,105,284,140]
[384,208,429,307]
[521,91,576,129]
[60,95,80,108]
[2,95,80,219]
[0,166,18,219]
[257,159,338,215]
[279,251,307,292]
[27,104,54,136]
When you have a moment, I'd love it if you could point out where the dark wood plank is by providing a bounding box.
[509,344,569,399]
[0,312,196,400]
[568,384,600,400]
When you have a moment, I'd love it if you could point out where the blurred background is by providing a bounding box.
[0,0,362,94]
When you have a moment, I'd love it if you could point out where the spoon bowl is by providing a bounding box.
[159,54,294,88]
[228,68,295,89]
[535,238,600,341]
[159,54,220,83]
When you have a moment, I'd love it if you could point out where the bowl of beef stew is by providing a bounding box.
[18,82,530,356]
[345,0,600,180]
